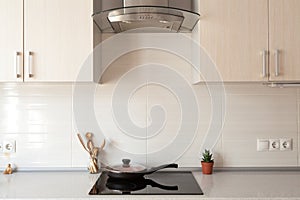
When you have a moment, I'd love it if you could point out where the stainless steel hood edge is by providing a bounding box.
[93,0,200,33]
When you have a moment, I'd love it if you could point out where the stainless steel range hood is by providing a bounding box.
[93,0,200,33]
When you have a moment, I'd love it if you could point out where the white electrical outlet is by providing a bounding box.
[3,140,16,153]
[280,138,292,151]
[269,139,280,151]
[257,139,269,151]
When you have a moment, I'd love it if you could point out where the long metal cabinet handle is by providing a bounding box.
[261,50,267,77]
[275,49,280,77]
[27,51,34,78]
[15,51,22,78]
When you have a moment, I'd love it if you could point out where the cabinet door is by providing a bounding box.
[0,0,23,82]
[269,0,300,82]
[199,0,268,82]
[24,0,93,82]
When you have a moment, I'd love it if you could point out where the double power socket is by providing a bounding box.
[257,138,292,152]
[0,140,16,153]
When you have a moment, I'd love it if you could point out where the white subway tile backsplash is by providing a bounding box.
[1,80,300,169]
[0,84,72,168]
[222,84,298,167]
[177,126,223,167]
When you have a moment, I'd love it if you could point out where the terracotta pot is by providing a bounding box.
[201,161,214,175]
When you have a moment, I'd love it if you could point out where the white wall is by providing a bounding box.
[222,85,298,167]
[0,84,72,168]
[0,52,299,169]
[0,84,299,169]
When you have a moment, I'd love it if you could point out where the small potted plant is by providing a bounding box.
[201,149,214,174]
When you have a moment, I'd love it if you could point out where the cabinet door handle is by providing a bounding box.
[27,51,34,78]
[15,51,22,78]
[274,49,280,77]
[261,50,268,78]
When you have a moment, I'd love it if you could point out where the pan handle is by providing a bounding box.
[146,179,178,191]
[144,163,178,175]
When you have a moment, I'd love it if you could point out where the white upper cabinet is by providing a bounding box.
[0,0,23,82]
[200,0,300,83]
[24,0,93,82]
[269,0,300,82]
[0,0,93,82]
[199,0,269,82]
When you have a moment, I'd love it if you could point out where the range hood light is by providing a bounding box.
[159,20,169,24]
[122,21,132,24]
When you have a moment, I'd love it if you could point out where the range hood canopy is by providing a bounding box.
[93,0,200,33]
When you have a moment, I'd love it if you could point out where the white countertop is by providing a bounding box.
[1,170,300,199]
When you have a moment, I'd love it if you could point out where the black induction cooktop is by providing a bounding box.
[89,171,203,195]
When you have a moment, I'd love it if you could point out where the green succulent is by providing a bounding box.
[202,149,214,163]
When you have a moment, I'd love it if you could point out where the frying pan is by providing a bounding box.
[106,177,178,194]
[105,159,178,180]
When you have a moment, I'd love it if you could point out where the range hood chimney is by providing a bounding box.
[93,0,200,33]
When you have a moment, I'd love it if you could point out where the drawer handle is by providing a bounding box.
[275,49,280,77]
[261,50,268,78]
[27,51,34,78]
[15,51,22,78]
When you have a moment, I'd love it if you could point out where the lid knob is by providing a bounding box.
[122,159,131,168]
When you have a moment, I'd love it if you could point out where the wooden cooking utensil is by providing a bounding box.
[77,133,89,153]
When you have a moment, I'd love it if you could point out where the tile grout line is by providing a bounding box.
[220,85,227,167]
[221,89,224,167]
[146,80,148,167]
[70,85,73,168]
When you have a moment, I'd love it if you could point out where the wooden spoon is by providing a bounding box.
[77,133,89,153]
